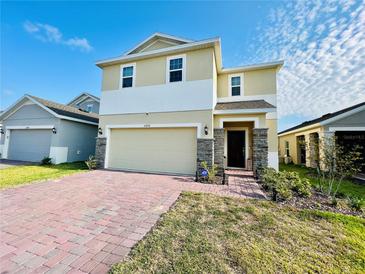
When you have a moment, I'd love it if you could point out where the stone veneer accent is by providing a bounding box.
[214,128,225,176]
[197,138,214,176]
[252,128,268,177]
[95,137,107,168]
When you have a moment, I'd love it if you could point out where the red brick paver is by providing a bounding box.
[0,170,264,273]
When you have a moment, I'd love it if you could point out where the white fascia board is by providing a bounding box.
[96,38,219,67]
[0,95,30,121]
[123,32,194,55]
[328,126,365,132]
[219,60,284,74]
[59,116,98,125]
[213,108,275,115]
[278,123,321,137]
[320,104,365,126]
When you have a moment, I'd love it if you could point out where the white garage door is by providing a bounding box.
[108,127,197,175]
[8,129,52,162]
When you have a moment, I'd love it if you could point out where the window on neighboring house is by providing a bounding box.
[122,65,134,88]
[231,76,241,96]
[285,141,290,157]
[168,57,184,82]
[86,104,93,112]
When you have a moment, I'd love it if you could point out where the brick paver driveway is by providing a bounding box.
[0,170,265,274]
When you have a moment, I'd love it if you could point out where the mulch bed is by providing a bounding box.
[261,188,364,217]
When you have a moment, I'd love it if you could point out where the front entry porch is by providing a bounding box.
[221,121,254,171]
[213,118,269,177]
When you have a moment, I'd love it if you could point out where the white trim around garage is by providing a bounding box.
[103,123,203,169]
[2,125,54,159]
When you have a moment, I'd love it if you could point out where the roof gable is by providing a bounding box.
[125,33,193,55]
[67,92,100,106]
[0,94,98,125]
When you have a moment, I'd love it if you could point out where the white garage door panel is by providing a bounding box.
[8,129,52,162]
[109,128,197,175]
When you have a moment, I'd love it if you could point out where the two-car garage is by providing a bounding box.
[7,129,52,162]
[107,127,197,175]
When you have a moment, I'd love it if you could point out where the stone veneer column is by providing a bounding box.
[197,138,214,176]
[252,128,268,177]
[95,137,106,168]
[214,128,225,176]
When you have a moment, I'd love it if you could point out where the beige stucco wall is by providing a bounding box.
[217,68,277,98]
[99,110,213,138]
[278,125,323,165]
[266,119,278,152]
[101,48,214,91]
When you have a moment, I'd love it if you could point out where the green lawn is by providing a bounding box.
[111,192,365,274]
[280,163,365,199]
[0,162,88,189]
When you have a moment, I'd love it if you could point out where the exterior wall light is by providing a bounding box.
[204,125,209,136]
[52,127,57,134]
[98,127,103,135]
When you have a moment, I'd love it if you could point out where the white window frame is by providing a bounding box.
[166,54,186,83]
[229,73,244,96]
[120,63,136,89]
[86,104,93,112]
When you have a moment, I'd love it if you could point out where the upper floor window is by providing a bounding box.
[166,55,186,83]
[86,104,93,112]
[229,74,244,96]
[121,63,136,88]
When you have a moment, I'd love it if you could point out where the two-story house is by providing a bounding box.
[67,92,100,114]
[95,33,282,176]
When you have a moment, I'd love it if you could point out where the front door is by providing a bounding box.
[227,131,246,168]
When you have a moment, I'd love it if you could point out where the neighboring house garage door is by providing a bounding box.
[8,129,52,162]
[108,128,197,175]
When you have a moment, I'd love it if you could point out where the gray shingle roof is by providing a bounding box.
[215,100,275,110]
[279,101,365,135]
[29,95,99,123]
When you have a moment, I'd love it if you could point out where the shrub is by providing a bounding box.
[261,168,312,201]
[347,197,365,212]
[200,161,218,183]
[285,171,312,197]
[40,157,53,165]
[85,155,97,170]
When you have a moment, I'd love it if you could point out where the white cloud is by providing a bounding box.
[23,21,92,52]
[245,0,365,119]
[2,89,14,96]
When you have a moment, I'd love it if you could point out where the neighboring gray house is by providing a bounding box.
[67,92,100,114]
[0,94,98,163]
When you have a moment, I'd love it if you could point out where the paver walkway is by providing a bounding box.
[0,170,265,273]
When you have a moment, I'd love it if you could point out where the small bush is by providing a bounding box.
[347,197,365,212]
[261,168,312,201]
[285,171,312,197]
[85,155,97,170]
[200,161,218,183]
[40,157,53,165]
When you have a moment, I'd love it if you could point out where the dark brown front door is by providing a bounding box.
[227,131,246,168]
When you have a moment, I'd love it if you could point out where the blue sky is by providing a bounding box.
[1,1,365,131]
